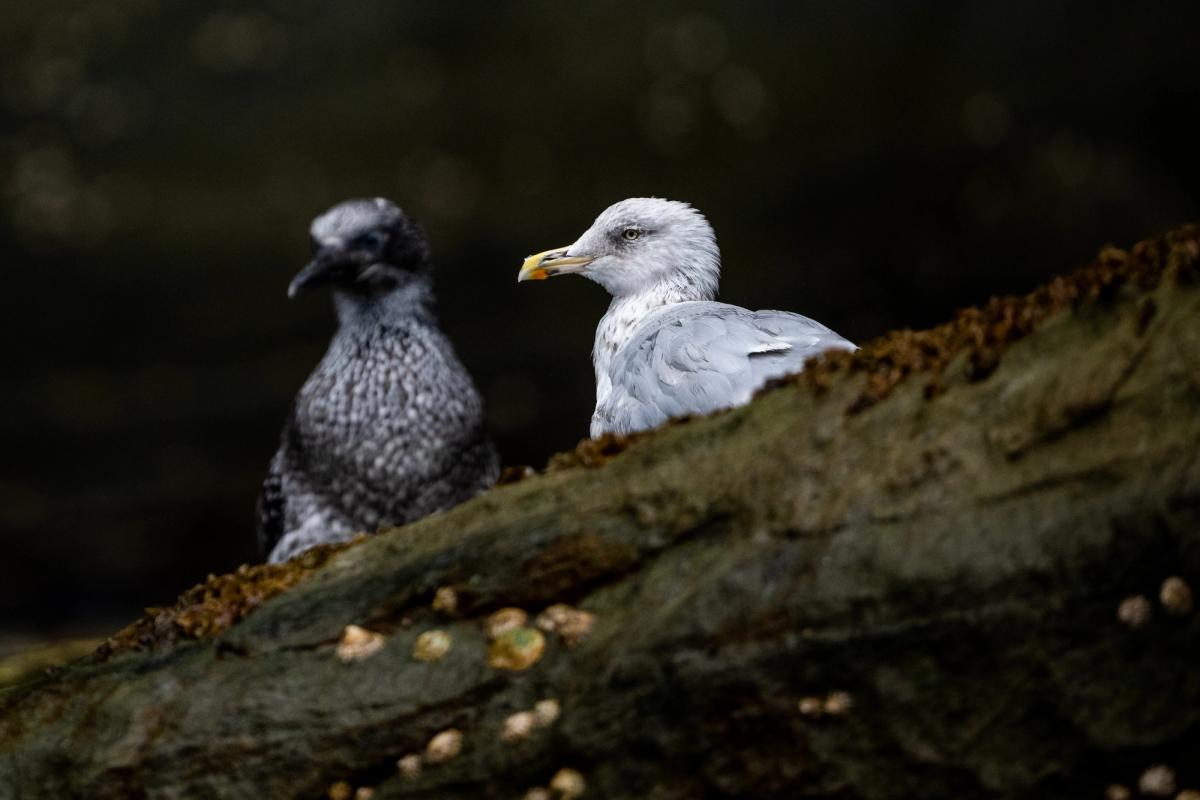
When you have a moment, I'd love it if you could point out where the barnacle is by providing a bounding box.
[1159,576,1193,615]
[432,586,459,614]
[336,625,385,662]
[1138,764,1176,797]
[501,710,538,743]
[485,607,529,639]
[396,753,422,779]
[1117,595,1152,628]
[536,604,595,647]
[488,627,546,671]
[823,691,853,716]
[534,698,561,727]
[425,729,464,764]
[550,768,586,799]
[413,630,452,662]
[797,697,823,718]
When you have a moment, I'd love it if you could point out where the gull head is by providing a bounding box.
[519,197,720,299]
[288,197,431,299]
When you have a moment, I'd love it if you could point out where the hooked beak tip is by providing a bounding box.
[517,265,550,283]
[517,247,592,283]
[287,248,343,298]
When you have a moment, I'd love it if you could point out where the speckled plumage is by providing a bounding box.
[258,199,498,563]
[520,198,856,437]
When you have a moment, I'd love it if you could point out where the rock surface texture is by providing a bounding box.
[1,224,1199,799]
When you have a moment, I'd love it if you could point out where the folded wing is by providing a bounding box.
[594,302,855,436]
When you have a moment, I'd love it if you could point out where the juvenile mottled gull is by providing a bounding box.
[518,197,856,437]
[258,198,499,563]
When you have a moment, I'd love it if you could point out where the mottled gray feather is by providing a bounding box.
[258,200,498,562]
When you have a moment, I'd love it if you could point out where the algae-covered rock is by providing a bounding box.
[1,224,1199,799]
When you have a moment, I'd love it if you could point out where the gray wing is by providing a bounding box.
[594,302,855,436]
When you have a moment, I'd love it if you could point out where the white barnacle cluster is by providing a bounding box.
[523,767,587,800]
[394,727,466,782]
[326,781,374,800]
[797,690,854,719]
[1117,576,1194,629]
[487,617,546,672]
[482,602,597,671]
[535,603,595,648]
[500,698,562,743]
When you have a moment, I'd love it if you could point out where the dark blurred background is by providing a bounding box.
[2,0,1198,642]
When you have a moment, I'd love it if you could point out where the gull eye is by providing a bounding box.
[353,230,387,251]
[621,227,642,241]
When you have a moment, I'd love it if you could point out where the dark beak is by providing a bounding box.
[287,244,348,298]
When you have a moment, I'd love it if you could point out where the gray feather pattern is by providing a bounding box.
[260,311,499,563]
[258,199,498,563]
[594,301,855,436]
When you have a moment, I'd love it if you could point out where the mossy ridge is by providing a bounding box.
[93,537,364,659]
[782,224,1200,411]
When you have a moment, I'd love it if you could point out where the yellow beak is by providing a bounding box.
[518,247,594,282]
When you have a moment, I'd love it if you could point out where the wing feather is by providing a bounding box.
[593,302,855,436]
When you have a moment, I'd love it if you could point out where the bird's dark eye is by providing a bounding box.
[353,231,388,251]
[621,227,642,241]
